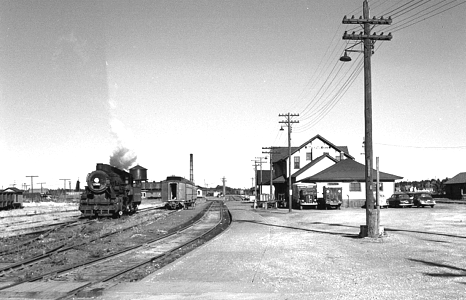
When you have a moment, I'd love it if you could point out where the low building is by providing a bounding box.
[300,159,403,207]
[445,173,466,200]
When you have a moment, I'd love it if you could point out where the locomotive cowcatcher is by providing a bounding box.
[79,163,142,217]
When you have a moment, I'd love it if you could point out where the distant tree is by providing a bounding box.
[432,178,447,195]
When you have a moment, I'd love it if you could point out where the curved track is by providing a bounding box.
[0,200,230,299]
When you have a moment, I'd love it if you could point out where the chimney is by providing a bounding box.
[190,154,194,183]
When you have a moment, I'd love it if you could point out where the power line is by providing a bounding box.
[375,143,466,149]
[389,0,466,32]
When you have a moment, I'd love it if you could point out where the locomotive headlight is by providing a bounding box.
[94,178,100,183]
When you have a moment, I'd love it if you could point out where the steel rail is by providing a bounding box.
[58,202,229,300]
[0,209,176,276]
[0,205,206,291]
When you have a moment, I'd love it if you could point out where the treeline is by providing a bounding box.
[395,178,449,196]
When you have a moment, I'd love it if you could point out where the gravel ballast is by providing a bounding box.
[100,201,466,300]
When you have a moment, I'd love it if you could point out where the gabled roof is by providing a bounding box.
[445,172,466,185]
[301,159,403,182]
[295,134,354,159]
[270,147,300,163]
[256,170,286,185]
[291,154,338,178]
[130,164,147,170]
[1,187,23,193]
[270,134,354,163]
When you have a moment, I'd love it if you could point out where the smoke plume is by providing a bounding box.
[108,99,137,170]
[109,146,137,170]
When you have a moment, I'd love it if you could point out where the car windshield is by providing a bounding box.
[399,194,410,199]
[418,193,432,198]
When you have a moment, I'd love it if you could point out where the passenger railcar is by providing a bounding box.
[0,187,24,210]
[79,163,142,217]
[161,176,196,209]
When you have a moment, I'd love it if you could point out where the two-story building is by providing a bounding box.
[257,134,402,207]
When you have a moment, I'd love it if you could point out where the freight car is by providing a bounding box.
[79,163,142,217]
[161,176,196,210]
[0,187,24,210]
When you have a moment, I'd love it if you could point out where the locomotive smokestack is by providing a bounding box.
[190,153,194,183]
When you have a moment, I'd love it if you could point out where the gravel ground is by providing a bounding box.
[102,201,466,300]
[246,203,466,299]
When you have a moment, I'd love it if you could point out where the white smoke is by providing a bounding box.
[108,97,137,170]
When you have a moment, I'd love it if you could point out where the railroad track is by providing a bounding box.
[0,204,163,239]
[0,200,230,299]
[0,208,173,273]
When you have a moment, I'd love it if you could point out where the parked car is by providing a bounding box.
[361,191,388,209]
[409,192,436,208]
[387,192,413,208]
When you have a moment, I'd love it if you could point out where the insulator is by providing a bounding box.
[388,16,392,20]
[352,15,354,19]
[380,32,384,35]
[373,32,377,35]
[373,16,377,19]
[380,16,384,20]
[352,31,355,35]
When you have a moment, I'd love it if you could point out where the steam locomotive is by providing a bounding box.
[79,163,142,218]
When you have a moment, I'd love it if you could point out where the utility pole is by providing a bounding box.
[255,156,267,199]
[37,182,46,195]
[60,178,70,198]
[262,147,280,202]
[221,177,226,198]
[251,160,258,198]
[342,0,392,237]
[279,113,299,213]
[26,175,38,201]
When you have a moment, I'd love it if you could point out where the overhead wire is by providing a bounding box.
[375,143,466,149]
[273,0,463,145]
[293,0,464,135]
[294,55,364,133]
[299,56,358,122]
[287,2,363,114]
[388,0,466,32]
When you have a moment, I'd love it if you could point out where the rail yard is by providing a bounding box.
[0,199,230,299]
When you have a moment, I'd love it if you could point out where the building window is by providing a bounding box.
[306,152,312,161]
[294,156,300,169]
[350,182,361,192]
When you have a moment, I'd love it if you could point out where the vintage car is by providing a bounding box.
[409,192,436,208]
[387,192,413,208]
[362,191,388,209]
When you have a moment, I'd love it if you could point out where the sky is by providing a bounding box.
[1,0,465,190]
